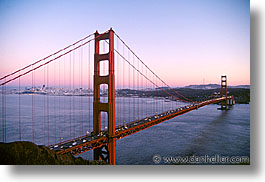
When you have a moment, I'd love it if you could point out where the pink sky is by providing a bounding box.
[0,0,250,87]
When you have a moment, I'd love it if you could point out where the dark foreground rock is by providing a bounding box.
[0,141,106,165]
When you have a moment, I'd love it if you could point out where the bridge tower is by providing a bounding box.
[220,75,228,110]
[93,28,116,165]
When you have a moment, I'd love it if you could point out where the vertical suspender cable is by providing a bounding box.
[63,56,66,140]
[1,85,2,142]
[128,51,131,122]
[54,60,56,144]
[81,41,83,136]
[132,57,136,120]
[4,84,6,143]
[19,71,21,141]
[47,64,49,145]
[88,42,91,133]
[138,59,140,120]
[69,50,72,140]
[123,43,125,125]
[32,65,35,143]
[73,46,75,137]
[43,66,46,144]
[59,56,61,142]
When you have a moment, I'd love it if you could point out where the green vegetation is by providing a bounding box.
[173,88,250,104]
[0,141,106,165]
[118,88,250,104]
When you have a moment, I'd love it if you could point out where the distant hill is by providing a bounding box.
[184,84,219,89]
[228,85,250,89]
[183,84,250,90]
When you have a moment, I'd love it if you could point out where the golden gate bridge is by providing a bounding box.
[0,28,234,165]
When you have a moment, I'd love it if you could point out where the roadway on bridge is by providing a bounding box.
[51,97,229,156]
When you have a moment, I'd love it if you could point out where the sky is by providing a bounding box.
[0,0,250,86]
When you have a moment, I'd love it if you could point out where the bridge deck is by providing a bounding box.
[52,97,231,156]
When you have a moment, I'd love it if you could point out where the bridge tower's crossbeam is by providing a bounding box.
[93,28,115,165]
